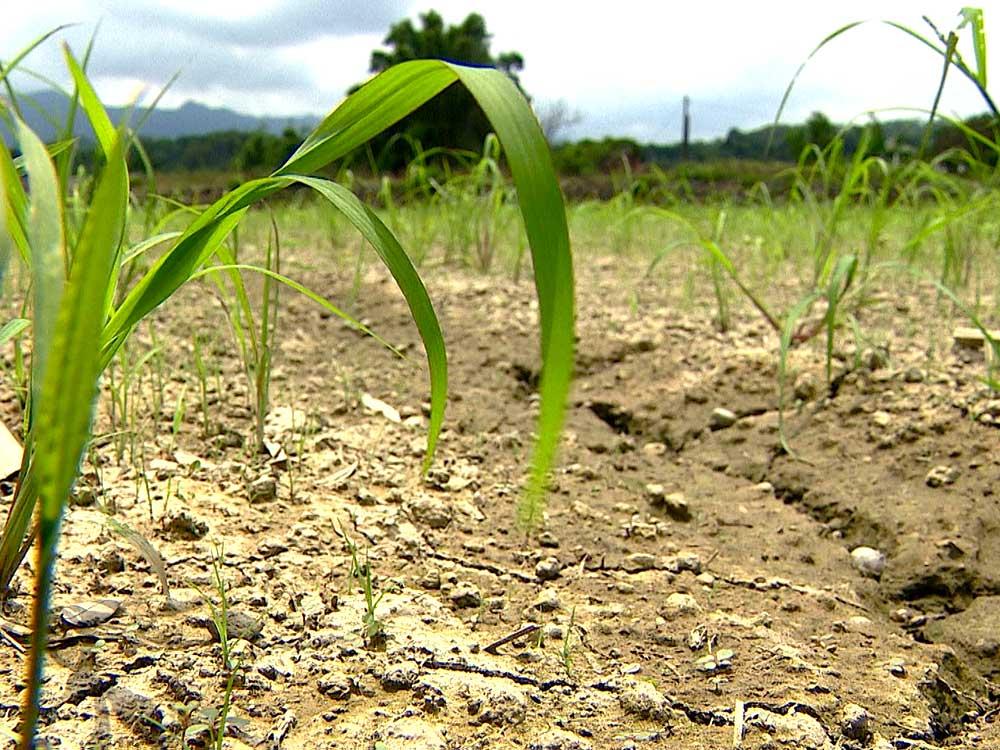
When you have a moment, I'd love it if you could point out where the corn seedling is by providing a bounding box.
[336,520,386,647]
[0,32,573,747]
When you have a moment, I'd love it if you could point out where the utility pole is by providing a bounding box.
[682,96,691,161]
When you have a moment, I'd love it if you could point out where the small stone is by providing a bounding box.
[926,465,959,488]
[149,458,179,480]
[904,367,925,383]
[793,372,818,402]
[861,347,890,370]
[383,718,447,750]
[695,572,715,586]
[709,407,738,430]
[529,729,593,750]
[409,496,453,529]
[468,682,527,726]
[841,703,873,742]
[380,661,421,691]
[891,607,920,624]
[535,556,562,581]
[532,587,560,612]
[850,547,886,578]
[317,673,353,700]
[449,582,482,609]
[871,410,892,428]
[204,610,262,642]
[417,568,441,590]
[662,592,701,618]
[619,679,673,721]
[164,511,208,540]
[887,658,906,677]
[641,442,667,457]
[644,483,665,501]
[663,551,702,575]
[623,553,656,573]
[538,532,560,548]
[660,492,691,522]
[248,476,277,504]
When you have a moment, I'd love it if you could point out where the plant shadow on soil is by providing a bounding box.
[0,250,998,749]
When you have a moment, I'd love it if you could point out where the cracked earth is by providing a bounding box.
[1,247,999,749]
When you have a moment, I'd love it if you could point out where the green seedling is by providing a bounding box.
[336,520,386,647]
[1,29,574,749]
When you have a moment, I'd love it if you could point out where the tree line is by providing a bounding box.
[70,10,997,177]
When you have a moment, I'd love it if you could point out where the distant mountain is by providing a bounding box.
[1,89,320,145]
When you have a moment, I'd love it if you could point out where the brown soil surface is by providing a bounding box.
[1,249,999,749]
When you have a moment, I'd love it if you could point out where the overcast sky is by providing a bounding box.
[1,1,994,143]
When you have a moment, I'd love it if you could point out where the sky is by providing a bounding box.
[1,1,995,144]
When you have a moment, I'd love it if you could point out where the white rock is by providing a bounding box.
[662,592,701,618]
[850,547,886,578]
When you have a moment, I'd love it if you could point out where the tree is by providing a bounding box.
[359,11,526,170]
[536,99,583,144]
[786,111,838,159]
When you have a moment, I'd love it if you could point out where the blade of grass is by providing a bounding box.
[17,118,66,407]
[20,126,127,749]
[450,65,574,527]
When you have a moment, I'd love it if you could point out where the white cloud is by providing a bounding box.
[1,0,994,141]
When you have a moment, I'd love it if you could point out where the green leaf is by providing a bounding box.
[110,61,574,524]
[0,140,29,269]
[17,118,66,406]
[293,175,448,468]
[959,7,987,88]
[63,44,116,159]
[22,126,128,747]
[449,64,575,527]
[0,318,29,345]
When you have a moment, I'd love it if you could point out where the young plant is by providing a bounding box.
[336,520,386,648]
[0,33,574,749]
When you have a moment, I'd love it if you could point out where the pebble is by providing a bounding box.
[468,682,528,726]
[663,551,702,574]
[532,588,561,612]
[383,718,447,750]
[623,553,656,573]
[529,729,593,750]
[248,476,277,504]
[409,496,453,529]
[925,465,959,488]
[164,511,208,541]
[535,556,562,581]
[204,610,263,642]
[662,592,701,618]
[709,407,738,430]
[646,485,691,522]
[641,442,667,457]
[449,582,482,609]
[380,661,421,691]
[618,679,673,721]
[861,347,890,370]
[417,568,441,590]
[317,673,353,700]
[850,547,886,578]
[841,703,873,742]
[871,410,892,428]
[794,372,818,401]
[538,532,560,548]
